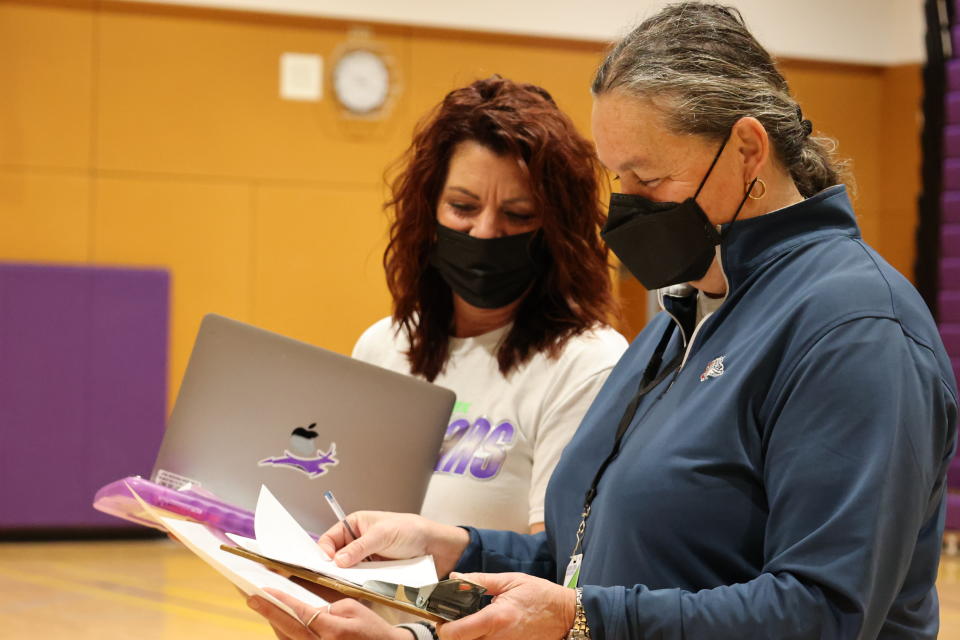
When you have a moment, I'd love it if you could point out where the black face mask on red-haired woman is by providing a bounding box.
[430,224,547,310]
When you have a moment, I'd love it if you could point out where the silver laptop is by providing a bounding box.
[152,314,455,534]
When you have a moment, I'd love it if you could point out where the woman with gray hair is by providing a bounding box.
[250,4,957,639]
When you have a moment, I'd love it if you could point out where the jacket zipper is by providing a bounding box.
[658,246,731,376]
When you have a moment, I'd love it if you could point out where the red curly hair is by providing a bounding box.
[384,76,616,382]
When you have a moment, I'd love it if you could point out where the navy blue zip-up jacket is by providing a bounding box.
[454,186,958,638]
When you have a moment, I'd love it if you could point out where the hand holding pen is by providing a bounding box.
[315,507,471,578]
[323,490,359,542]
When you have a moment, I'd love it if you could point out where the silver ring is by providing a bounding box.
[304,603,331,628]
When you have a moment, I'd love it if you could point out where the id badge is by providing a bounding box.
[563,553,582,589]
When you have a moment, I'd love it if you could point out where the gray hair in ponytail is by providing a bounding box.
[592,2,847,198]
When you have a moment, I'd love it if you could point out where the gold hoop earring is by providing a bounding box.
[748,178,767,200]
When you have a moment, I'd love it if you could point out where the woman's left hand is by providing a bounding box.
[248,591,412,640]
[437,572,576,640]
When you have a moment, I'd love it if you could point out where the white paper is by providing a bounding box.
[120,482,327,620]
[254,485,332,566]
[160,517,329,618]
[252,486,438,588]
[225,532,261,555]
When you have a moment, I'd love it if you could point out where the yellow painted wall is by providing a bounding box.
[0,0,923,404]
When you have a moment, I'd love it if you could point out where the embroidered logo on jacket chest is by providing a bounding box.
[699,355,726,382]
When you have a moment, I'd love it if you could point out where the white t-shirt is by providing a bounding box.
[352,317,628,533]
[697,291,725,325]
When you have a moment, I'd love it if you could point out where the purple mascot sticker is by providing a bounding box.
[258,422,339,479]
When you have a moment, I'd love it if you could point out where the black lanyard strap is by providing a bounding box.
[571,321,682,555]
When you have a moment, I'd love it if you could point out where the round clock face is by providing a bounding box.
[332,49,391,115]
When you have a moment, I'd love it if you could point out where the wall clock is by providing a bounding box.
[332,48,391,116]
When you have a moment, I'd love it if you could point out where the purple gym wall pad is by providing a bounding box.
[0,263,169,529]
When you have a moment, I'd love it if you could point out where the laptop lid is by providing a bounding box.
[152,314,455,534]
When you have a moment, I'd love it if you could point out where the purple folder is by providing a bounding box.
[94,476,256,539]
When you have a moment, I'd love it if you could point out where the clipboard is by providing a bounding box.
[220,544,485,622]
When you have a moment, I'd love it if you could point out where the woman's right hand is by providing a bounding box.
[318,511,470,577]
[251,591,413,640]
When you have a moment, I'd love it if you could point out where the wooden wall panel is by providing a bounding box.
[0,170,90,262]
[251,184,391,355]
[781,61,885,246]
[0,1,94,169]
[96,7,413,185]
[92,176,254,406]
[879,64,923,280]
[782,59,922,280]
[407,33,604,141]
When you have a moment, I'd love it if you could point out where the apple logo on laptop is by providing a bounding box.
[289,423,319,456]
[258,421,339,479]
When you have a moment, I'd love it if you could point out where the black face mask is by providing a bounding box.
[430,224,547,309]
[601,132,755,290]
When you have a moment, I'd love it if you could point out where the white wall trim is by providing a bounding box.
[114,0,926,66]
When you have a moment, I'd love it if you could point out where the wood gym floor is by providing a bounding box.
[3,538,960,639]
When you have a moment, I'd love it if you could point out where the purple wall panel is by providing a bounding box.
[949,59,960,92]
[945,125,960,158]
[949,454,960,488]
[950,93,960,125]
[943,325,960,356]
[946,191,960,223]
[946,163,960,191]
[942,291,960,323]
[949,494,960,530]
[0,267,92,527]
[84,270,169,517]
[0,263,168,529]
[942,12,960,530]
[954,26,960,66]
[943,258,960,287]
[944,224,960,258]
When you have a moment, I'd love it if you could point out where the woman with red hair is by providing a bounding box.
[250,75,626,640]
[352,75,626,537]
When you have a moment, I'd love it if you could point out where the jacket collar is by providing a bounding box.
[657,184,859,312]
[719,184,859,292]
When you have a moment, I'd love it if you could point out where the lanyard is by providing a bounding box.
[570,321,683,558]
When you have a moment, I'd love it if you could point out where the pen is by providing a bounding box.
[323,490,359,541]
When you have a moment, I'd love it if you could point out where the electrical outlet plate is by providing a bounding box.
[280,53,323,102]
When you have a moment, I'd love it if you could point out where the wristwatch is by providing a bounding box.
[397,622,438,640]
[566,587,591,639]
